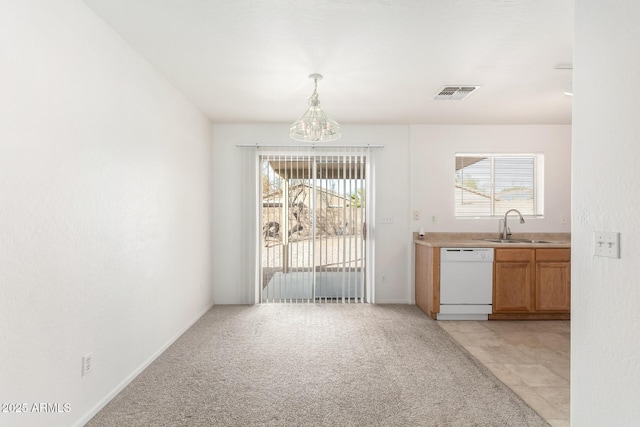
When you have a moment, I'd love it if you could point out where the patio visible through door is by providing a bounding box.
[259,152,369,303]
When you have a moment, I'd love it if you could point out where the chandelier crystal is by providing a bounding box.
[290,74,341,142]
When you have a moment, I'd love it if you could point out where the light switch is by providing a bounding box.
[381,216,394,224]
[594,231,620,259]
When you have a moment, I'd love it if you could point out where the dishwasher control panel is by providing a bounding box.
[440,247,494,262]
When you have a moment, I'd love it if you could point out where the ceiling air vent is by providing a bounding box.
[434,86,480,100]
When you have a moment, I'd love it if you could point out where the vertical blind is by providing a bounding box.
[455,154,544,217]
[259,151,367,303]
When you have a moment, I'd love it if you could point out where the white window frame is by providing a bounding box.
[454,153,544,218]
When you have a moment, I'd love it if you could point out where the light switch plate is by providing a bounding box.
[593,231,620,258]
[381,216,394,224]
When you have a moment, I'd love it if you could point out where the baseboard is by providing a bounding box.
[375,299,412,304]
[488,312,570,320]
[212,298,253,305]
[74,302,215,427]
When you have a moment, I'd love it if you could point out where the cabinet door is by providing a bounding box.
[536,261,571,312]
[494,261,533,312]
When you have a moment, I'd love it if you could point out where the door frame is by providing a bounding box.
[254,147,376,303]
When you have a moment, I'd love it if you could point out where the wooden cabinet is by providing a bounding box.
[494,249,535,312]
[415,243,439,319]
[414,241,570,321]
[492,247,570,319]
[535,249,571,312]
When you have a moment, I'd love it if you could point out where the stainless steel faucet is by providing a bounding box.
[502,209,525,239]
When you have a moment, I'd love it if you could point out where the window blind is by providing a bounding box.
[455,154,543,217]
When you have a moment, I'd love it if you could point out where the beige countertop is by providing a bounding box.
[413,232,571,248]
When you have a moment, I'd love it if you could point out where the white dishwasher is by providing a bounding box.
[437,247,494,321]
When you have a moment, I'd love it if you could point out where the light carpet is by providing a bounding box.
[87,304,549,426]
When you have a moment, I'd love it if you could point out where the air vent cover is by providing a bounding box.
[435,86,480,100]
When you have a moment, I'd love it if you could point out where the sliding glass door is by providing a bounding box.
[259,151,370,303]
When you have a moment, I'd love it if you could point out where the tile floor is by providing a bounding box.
[438,320,570,427]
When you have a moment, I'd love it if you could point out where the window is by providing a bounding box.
[455,153,544,218]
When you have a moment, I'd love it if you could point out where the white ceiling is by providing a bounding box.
[83,0,573,125]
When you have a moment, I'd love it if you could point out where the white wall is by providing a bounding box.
[211,124,411,304]
[410,125,572,234]
[572,1,640,424]
[0,1,213,426]
[212,124,572,306]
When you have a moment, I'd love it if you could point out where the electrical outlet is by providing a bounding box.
[82,353,93,377]
[594,231,620,258]
[431,215,436,224]
[412,211,420,221]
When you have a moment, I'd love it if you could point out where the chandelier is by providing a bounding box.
[289,73,341,142]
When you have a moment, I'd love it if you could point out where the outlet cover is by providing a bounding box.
[82,353,93,377]
[594,231,620,258]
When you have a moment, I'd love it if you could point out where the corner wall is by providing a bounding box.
[0,2,213,426]
[572,1,640,424]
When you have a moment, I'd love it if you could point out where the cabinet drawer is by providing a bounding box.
[495,248,535,262]
[536,248,571,262]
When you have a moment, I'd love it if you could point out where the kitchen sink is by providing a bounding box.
[511,239,554,244]
[478,238,554,244]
